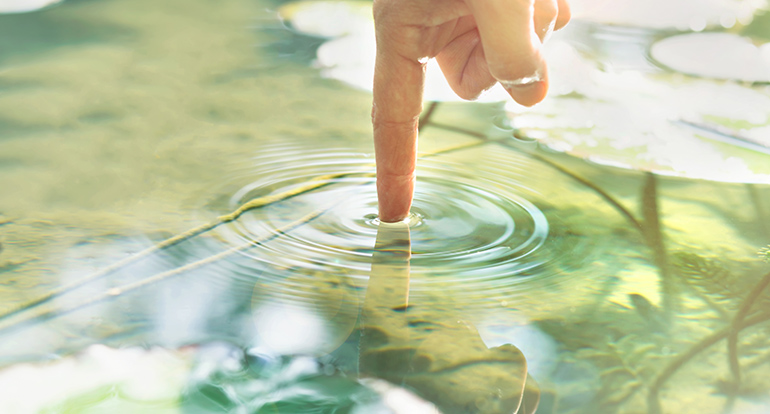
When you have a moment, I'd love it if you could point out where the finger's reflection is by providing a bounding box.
[361,221,412,370]
[361,221,542,414]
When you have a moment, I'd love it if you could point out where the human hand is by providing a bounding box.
[372,0,570,222]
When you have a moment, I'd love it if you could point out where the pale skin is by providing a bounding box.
[373,0,571,222]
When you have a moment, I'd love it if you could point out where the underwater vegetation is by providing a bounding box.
[1,100,769,413]
[1,0,770,412]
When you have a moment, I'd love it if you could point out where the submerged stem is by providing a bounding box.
[747,184,770,237]
[0,171,373,323]
[419,101,439,130]
[647,311,770,414]
[527,148,644,234]
[0,102,509,334]
[0,209,326,336]
[641,173,676,318]
[427,121,645,235]
[727,270,770,391]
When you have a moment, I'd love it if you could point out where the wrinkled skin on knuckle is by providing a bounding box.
[456,77,495,100]
[371,116,419,134]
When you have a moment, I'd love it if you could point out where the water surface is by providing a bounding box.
[1,0,770,413]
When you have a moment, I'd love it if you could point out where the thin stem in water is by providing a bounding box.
[727,270,770,392]
[647,311,770,414]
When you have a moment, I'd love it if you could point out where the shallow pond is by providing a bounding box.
[1,0,770,413]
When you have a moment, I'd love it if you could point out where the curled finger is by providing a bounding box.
[533,0,558,43]
[554,0,571,31]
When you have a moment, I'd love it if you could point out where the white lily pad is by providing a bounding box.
[569,0,764,30]
[0,345,192,413]
[651,32,770,82]
[507,41,770,183]
[0,0,62,13]
[278,1,373,38]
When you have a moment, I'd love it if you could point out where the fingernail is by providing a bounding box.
[507,81,539,92]
[499,71,542,89]
[503,80,547,107]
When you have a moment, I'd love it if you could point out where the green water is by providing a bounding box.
[1,0,770,413]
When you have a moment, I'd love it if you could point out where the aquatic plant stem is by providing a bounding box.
[726,270,770,393]
[427,122,489,140]
[0,103,449,324]
[525,148,644,233]
[746,184,769,237]
[0,171,370,323]
[426,121,645,233]
[419,101,439,129]
[641,173,676,319]
[1,108,512,334]
[647,311,770,414]
[0,209,326,336]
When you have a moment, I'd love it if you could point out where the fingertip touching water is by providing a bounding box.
[371,0,572,222]
[2,0,770,413]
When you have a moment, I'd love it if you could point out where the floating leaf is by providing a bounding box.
[569,0,763,30]
[509,40,770,184]
[0,345,192,413]
[0,0,62,14]
[651,33,770,83]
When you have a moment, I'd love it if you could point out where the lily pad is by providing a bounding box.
[0,0,62,14]
[507,40,770,184]
[569,0,763,30]
[651,32,770,82]
[278,0,373,38]
[0,345,192,413]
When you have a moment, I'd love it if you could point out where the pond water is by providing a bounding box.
[1,0,770,413]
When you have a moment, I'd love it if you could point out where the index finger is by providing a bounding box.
[372,15,425,222]
[466,0,549,106]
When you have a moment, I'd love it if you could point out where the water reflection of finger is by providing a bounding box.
[362,221,412,351]
[362,221,541,414]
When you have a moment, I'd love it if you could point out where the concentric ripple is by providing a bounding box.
[205,143,611,311]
